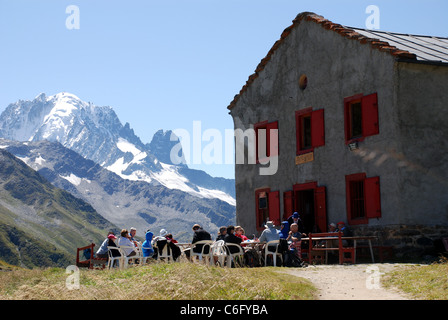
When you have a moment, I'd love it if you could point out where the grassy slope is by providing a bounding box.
[383,258,448,300]
[0,262,317,300]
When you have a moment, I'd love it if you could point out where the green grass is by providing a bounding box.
[383,257,448,300]
[0,262,317,300]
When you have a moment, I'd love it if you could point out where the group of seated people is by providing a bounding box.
[94,223,255,263]
[95,227,181,261]
[93,214,352,266]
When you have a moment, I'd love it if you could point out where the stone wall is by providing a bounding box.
[352,224,448,260]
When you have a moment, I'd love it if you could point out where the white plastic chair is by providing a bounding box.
[154,240,175,263]
[107,246,124,269]
[135,243,149,265]
[210,240,227,267]
[224,243,245,268]
[191,240,214,264]
[119,245,138,267]
[264,240,281,267]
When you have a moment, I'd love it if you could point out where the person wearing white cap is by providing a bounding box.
[329,223,338,233]
[152,228,169,244]
[258,221,280,258]
[258,221,280,243]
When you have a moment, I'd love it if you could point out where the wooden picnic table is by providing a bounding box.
[342,236,377,263]
[301,233,378,264]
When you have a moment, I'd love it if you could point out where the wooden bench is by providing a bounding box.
[76,243,108,269]
[307,232,355,265]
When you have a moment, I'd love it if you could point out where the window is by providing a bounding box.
[295,108,325,155]
[254,120,278,163]
[349,101,363,139]
[344,93,379,144]
[348,179,365,219]
[345,173,381,225]
[255,188,280,231]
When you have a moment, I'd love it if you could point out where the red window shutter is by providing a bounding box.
[266,121,279,157]
[362,93,379,137]
[283,191,294,221]
[268,191,281,226]
[255,190,262,231]
[314,187,327,233]
[295,111,301,154]
[344,98,350,143]
[254,121,268,163]
[295,108,312,154]
[365,176,381,219]
[311,109,325,148]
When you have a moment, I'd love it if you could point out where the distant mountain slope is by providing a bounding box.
[0,139,235,241]
[0,149,119,268]
[0,92,235,205]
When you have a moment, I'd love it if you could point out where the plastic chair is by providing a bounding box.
[191,240,214,264]
[135,243,150,265]
[119,245,139,267]
[155,240,175,263]
[107,246,124,269]
[264,240,281,267]
[224,243,245,268]
[210,240,227,267]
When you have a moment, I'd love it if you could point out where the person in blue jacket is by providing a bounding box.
[142,230,154,258]
[278,221,290,239]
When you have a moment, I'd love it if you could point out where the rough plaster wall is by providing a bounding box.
[395,62,448,226]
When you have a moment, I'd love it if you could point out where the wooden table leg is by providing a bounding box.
[368,240,375,263]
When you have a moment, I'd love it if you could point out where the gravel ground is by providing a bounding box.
[283,263,418,300]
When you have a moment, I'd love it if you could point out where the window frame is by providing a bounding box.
[346,173,368,225]
[295,108,313,155]
[345,173,382,225]
[295,108,325,156]
[344,93,379,145]
[255,188,280,231]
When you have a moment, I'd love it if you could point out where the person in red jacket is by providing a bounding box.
[235,226,249,241]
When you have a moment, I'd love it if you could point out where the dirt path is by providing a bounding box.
[283,263,416,300]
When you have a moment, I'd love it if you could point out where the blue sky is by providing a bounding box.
[0,0,446,179]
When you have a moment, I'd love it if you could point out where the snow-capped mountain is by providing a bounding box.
[0,92,235,206]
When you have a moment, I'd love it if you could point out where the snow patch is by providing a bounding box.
[16,156,31,165]
[116,138,141,156]
[105,157,152,183]
[59,174,91,186]
[197,187,236,206]
[35,155,45,165]
[151,163,236,206]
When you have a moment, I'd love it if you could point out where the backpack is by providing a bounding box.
[83,248,92,260]
[243,248,262,268]
[283,250,304,267]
